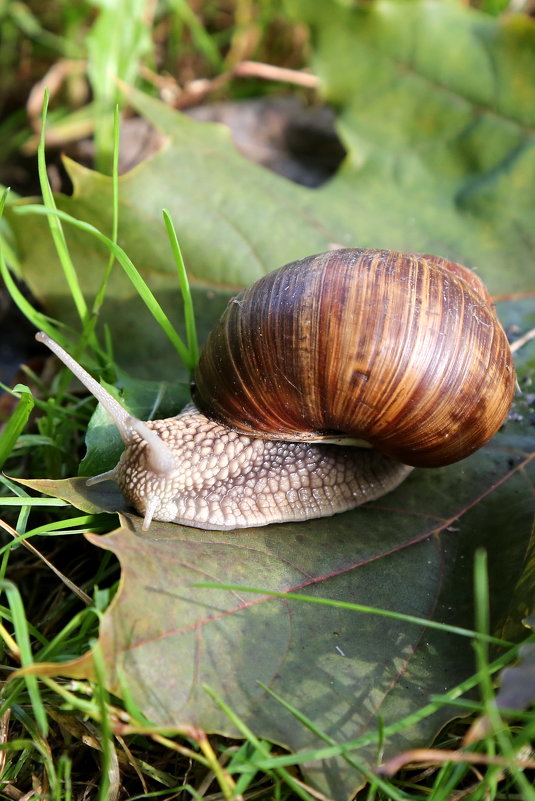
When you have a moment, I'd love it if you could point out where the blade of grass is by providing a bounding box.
[163,209,199,366]
[0,498,70,507]
[166,0,223,70]
[10,434,63,450]
[203,685,315,801]
[0,735,57,786]
[90,105,120,327]
[192,583,513,647]
[9,705,57,786]
[0,391,34,470]
[91,641,120,801]
[0,202,22,271]
[0,606,48,650]
[0,189,71,343]
[472,550,535,800]
[8,2,81,58]
[86,0,153,173]
[14,204,195,370]
[39,676,101,719]
[231,643,524,771]
[226,740,273,796]
[255,682,409,801]
[0,253,63,338]
[21,514,112,537]
[57,753,73,801]
[37,90,91,336]
[0,581,48,734]
[35,608,100,663]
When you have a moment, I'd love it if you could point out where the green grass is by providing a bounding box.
[0,0,306,182]
[0,2,533,799]
[0,524,532,799]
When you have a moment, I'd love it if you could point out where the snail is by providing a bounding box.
[36,248,515,532]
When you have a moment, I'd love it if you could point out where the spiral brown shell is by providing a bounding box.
[192,248,515,468]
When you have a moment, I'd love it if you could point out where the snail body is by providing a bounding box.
[36,248,515,531]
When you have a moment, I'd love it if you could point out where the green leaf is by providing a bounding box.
[16,476,128,518]
[17,332,535,796]
[8,2,535,375]
[293,0,535,286]
[79,372,189,476]
[0,390,34,470]
[86,0,153,173]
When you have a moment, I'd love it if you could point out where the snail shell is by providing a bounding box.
[193,248,514,468]
[36,248,515,530]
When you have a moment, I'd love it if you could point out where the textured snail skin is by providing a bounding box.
[193,249,515,469]
[114,407,412,530]
[35,248,515,530]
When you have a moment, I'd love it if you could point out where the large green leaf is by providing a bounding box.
[20,421,535,798]
[295,0,535,286]
[7,0,535,376]
[19,297,535,797]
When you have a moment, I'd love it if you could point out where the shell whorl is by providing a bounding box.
[192,249,515,468]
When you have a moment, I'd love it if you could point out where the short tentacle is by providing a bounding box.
[128,417,177,476]
[86,468,119,486]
